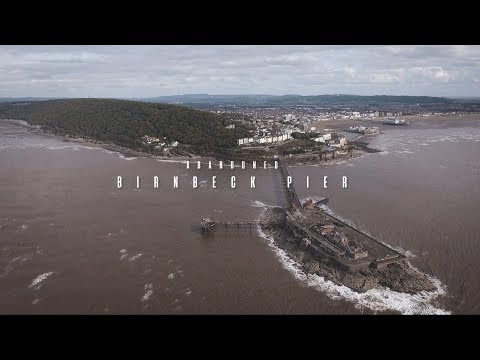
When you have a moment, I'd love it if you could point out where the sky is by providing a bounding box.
[0,45,479,98]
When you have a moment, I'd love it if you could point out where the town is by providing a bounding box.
[133,94,480,163]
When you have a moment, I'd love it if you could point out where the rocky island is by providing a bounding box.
[260,205,436,294]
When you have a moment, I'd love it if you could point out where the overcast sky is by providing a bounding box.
[0,45,479,98]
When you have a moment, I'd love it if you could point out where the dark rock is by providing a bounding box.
[304,261,319,274]
[292,250,305,263]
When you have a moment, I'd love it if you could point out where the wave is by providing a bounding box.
[155,159,189,164]
[128,253,143,262]
[141,283,154,302]
[118,154,137,160]
[119,249,128,260]
[29,272,54,289]
[251,200,275,208]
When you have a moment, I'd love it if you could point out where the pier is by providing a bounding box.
[201,219,257,235]
[217,221,257,229]
[286,219,346,257]
[278,157,301,208]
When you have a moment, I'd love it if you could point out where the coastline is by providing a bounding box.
[0,118,201,161]
[2,117,381,167]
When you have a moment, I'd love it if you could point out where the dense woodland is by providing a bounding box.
[0,99,250,154]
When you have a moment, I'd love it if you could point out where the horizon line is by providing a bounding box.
[1,94,477,100]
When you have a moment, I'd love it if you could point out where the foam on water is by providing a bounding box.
[251,200,274,208]
[118,154,136,160]
[128,253,143,262]
[155,159,190,164]
[119,249,128,260]
[141,283,154,302]
[29,272,54,289]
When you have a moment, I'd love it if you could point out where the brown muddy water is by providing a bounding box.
[1,118,479,314]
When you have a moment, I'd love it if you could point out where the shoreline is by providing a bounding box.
[1,117,381,167]
[0,118,202,161]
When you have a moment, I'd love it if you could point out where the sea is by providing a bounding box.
[1,118,479,314]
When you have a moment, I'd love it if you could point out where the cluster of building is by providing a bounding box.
[312,133,332,143]
[238,131,293,146]
[233,107,382,149]
[311,217,367,259]
[301,199,368,259]
[315,133,348,152]
[347,126,380,134]
[141,135,178,152]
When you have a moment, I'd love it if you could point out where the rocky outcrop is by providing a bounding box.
[292,250,305,263]
[260,207,436,295]
[304,261,320,274]
[376,263,437,293]
[260,207,287,229]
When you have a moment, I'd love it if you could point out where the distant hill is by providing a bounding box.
[0,97,63,103]
[140,94,275,106]
[0,99,249,152]
[140,94,455,107]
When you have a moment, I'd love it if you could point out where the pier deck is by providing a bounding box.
[201,220,258,235]
[290,207,405,269]
[278,157,301,208]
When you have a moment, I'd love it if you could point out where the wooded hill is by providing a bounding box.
[0,99,250,153]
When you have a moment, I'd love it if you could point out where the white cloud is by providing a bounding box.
[370,73,400,84]
[411,66,455,83]
[0,45,479,97]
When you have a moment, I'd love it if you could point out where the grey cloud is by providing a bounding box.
[0,45,478,97]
